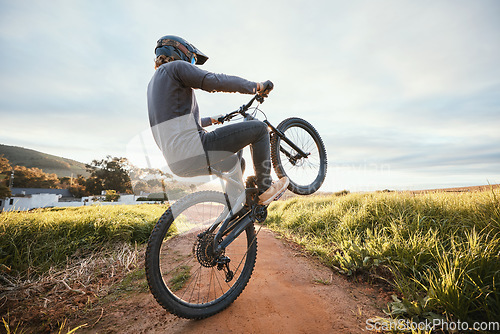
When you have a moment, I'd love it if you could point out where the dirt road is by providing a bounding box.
[80,227,386,334]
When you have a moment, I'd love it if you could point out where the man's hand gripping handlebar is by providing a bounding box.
[257,80,274,98]
[209,80,274,125]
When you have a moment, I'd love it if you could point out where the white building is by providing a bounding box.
[0,189,143,212]
[0,193,60,211]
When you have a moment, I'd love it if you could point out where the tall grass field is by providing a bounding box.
[0,204,168,278]
[1,190,499,328]
[266,189,500,324]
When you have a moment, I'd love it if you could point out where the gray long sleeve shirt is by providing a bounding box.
[147,60,258,174]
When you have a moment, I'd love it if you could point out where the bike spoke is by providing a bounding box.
[154,193,256,307]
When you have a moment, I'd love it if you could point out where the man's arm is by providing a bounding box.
[200,117,213,127]
[174,61,258,94]
[200,72,257,94]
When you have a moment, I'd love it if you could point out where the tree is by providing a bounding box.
[0,155,11,172]
[104,190,120,202]
[85,156,133,194]
[147,179,162,188]
[58,176,72,189]
[68,176,88,198]
[129,166,175,195]
[85,176,104,195]
[0,155,12,199]
[129,166,173,182]
[133,180,149,195]
[12,166,59,188]
[69,183,87,198]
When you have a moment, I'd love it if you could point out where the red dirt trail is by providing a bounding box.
[80,228,387,334]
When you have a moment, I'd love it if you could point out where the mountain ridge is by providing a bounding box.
[0,144,89,177]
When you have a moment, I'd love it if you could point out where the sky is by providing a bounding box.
[1,0,499,192]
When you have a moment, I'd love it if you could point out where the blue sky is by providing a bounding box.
[1,0,499,191]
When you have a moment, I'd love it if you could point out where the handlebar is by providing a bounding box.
[216,93,266,124]
[209,81,273,125]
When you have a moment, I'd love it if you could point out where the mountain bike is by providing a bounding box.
[145,92,327,319]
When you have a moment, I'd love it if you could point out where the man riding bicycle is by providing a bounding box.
[147,35,288,205]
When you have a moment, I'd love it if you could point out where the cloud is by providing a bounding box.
[0,0,499,190]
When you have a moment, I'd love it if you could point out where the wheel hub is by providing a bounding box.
[291,157,304,167]
[289,152,309,167]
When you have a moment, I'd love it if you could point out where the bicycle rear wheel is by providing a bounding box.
[145,191,257,319]
[271,117,327,195]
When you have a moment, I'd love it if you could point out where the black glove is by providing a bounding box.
[258,80,274,97]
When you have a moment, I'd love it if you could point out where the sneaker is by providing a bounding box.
[258,177,289,205]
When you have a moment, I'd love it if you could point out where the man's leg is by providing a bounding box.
[201,120,271,192]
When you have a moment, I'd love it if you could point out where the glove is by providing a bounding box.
[211,114,224,125]
[258,80,274,97]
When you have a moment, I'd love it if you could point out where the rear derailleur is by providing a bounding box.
[217,256,234,283]
[195,232,234,283]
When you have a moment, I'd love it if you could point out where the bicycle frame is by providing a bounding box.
[146,87,327,318]
[203,94,313,253]
[221,94,311,162]
[202,164,256,253]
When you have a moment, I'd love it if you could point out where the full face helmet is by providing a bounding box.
[155,35,208,65]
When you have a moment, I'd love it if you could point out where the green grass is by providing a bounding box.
[115,268,149,294]
[169,265,192,292]
[266,189,500,324]
[2,190,499,327]
[0,204,168,277]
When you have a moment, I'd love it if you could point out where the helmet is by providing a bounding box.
[155,35,208,65]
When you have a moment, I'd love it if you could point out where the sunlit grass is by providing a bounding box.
[266,189,500,324]
[0,204,168,278]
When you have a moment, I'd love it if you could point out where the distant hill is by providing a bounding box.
[0,144,89,177]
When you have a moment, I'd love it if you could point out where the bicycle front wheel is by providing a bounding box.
[271,117,327,195]
[145,191,257,319]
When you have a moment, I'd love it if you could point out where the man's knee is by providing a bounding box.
[250,120,269,138]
